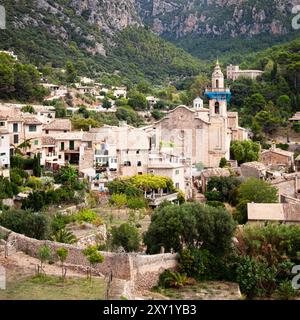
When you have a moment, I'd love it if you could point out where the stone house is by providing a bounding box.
[43,119,72,135]
[247,203,300,224]
[241,161,267,179]
[260,145,294,170]
[4,115,43,156]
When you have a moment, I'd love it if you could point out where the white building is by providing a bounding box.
[193,97,204,110]
[227,65,263,81]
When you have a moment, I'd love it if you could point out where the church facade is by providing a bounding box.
[145,61,247,168]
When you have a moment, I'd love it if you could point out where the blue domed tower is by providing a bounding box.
[205,60,231,118]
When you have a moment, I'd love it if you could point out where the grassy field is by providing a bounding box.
[153,281,242,300]
[0,275,106,300]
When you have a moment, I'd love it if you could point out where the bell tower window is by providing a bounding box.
[216,79,219,89]
[215,102,220,114]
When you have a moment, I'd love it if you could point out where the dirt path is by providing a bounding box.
[0,251,88,281]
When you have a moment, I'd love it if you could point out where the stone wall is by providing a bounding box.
[0,226,178,289]
[130,253,178,290]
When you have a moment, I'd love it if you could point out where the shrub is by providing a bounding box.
[274,280,298,300]
[51,213,75,233]
[204,191,222,202]
[234,255,277,298]
[219,157,227,168]
[107,179,143,197]
[0,176,14,199]
[127,197,147,209]
[27,176,42,190]
[158,270,188,288]
[83,246,104,279]
[111,223,141,252]
[178,248,229,281]
[52,229,77,244]
[206,201,226,209]
[0,209,49,240]
[76,209,97,223]
[109,193,128,208]
[37,245,52,274]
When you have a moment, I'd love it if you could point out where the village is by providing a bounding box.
[1,51,300,301]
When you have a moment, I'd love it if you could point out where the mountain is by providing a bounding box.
[135,0,300,59]
[0,0,204,83]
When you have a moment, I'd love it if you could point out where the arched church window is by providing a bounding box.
[215,102,220,114]
[216,79,219,89]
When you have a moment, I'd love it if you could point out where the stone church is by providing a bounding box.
[145,61,247,168]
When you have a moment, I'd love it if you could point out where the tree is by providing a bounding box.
[102,98,112,109]
[237,178,278,204]
[56,247,69,282]
[136,80,151,94]
[65,60,77,84]
[230,140,260,165]
[144,202,236,255]
[189,75,210,99]
[0,209,49,240]
[128,92,147,110]
[244,93,266,116]
[219,157,227,168]
[255,110,280,135]
[206,176,244,204]
[21,105,35,113]
[37,245,52,275]
[33,153,41,177]
[54,165,78,187]
[83,246,104,280]
[151,109,164,120]
[111,223,141,252]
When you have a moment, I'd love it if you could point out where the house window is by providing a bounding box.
[149,170,155,174]
[175,183,180,189]
[13,123,18,133]
[87,141,92,149]
[61,142,65,151]
[13,134,19,144]
[70,140,75,150]
[45,130,49,134]
[0,122,5,127]
[175,169,180,175]
[137,161,142,167]
[34,140,39,146]
[215,102,220,114]
[1,136,4,139]
[136,150,140,154]
[0,153,6,156]
[58,155,62,159]
[29,125,37,132]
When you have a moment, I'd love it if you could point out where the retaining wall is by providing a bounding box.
[0,226,178,289]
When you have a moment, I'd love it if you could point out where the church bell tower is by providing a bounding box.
[205,60,231,118]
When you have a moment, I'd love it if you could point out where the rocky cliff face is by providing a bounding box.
[9,0,142,56]
[135,0,299,39]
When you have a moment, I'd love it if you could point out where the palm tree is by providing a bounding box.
[11,138,33,155]
[52,229,77,244]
